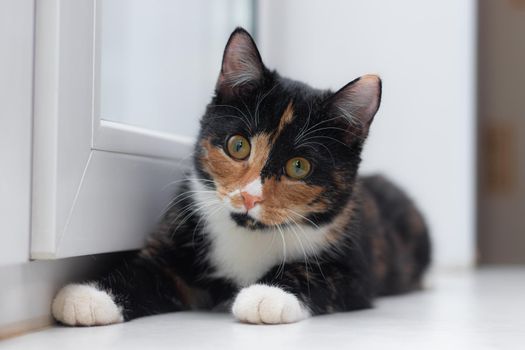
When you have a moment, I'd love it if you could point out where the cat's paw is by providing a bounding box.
[232,284,310,324]
[52,284,123,326]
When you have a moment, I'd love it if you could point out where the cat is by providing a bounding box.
[52,27,431,326]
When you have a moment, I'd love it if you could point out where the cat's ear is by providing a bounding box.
[216,27,264,96]
[326,75,382,139]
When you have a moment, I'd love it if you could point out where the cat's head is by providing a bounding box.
[193,28,381,230]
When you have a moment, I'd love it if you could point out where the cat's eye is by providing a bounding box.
[285,157,311,180]
[226,135,251,160]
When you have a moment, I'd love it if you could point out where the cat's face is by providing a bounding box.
[193,28,381,230]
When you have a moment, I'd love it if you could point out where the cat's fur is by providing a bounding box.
[52,28,430,326]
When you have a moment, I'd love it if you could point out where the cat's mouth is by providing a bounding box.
[230,212,268,230]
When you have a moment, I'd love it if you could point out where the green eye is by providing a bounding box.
[226,135,251,160]
[285,157,311,179]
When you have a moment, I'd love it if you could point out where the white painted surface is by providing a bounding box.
[98,0,253,136]
[3,268,524,349]
[32,0,95,257]
[258,0,477,268]
[31,0,194,258]
[50,151,186,259]
[0,0,34,265]
[93,120,194,161]
[0,255,112,332]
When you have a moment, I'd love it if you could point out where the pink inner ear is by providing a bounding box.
[219,31,263,89]
[334,75,382,128]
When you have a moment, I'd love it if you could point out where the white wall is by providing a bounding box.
[0,0,34,265]
[258,0,477,268]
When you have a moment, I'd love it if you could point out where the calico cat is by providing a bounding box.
[52,28,430,326]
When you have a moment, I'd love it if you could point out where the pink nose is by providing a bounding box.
[240,192,263,211]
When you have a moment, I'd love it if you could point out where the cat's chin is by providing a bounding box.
[230,212,269,230]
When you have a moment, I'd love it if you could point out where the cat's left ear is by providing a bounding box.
[326,74,382,139]
[216,27,265,96]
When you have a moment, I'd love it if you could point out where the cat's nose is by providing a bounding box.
[240,192,263,211]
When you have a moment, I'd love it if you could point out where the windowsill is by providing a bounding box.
[2,267,524,349]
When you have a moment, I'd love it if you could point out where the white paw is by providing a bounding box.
[232,284,310,324]
[52,284,123,326]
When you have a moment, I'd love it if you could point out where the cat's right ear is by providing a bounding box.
[216,28,265,96]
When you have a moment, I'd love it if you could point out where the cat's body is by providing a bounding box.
[52,28,430,326]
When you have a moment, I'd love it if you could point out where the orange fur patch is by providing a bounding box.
[324,200,356,244]
[200,134,328,226]
[260,177,326,225]
[274,102,294,140]
[200,134,271,197]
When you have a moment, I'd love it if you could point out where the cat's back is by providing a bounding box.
[357,174,431,295]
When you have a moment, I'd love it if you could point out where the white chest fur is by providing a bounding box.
[190,179,330,287]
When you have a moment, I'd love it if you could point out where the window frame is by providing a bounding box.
[31,0,193,258]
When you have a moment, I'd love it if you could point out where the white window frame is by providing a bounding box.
[31,0,194,259]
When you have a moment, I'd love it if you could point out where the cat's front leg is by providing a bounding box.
[231,262,373,324]
[52,253,185,326]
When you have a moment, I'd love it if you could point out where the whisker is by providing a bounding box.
[254,83,278,127]
[295,100,313,143]
[274,224,287,279]
[207,113,252,131]
[161,177,215,192]
[297,141,336,166]
[296,115,349,142]
[286,221,311,295]
[287,215,327,282]
[168,199,221,237]
[300,126,349,139]
[191,203,224,248]
[287,209,320,230]
[158,189,217,219]
[300,135,352,149]
[209,104,253,131]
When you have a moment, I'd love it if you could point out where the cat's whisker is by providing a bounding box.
[295,113,365,145]
[297,141,336,166]
[301,135,353,149]
[295,100,313,143]
[209,104,254,131]
[239,96,254,123]
[167,199,221,237]
[158,189,218,219]
[254,83,278,127]
[300,126,349,139]
[166,199,208,227]
[207,113,252,132]
[296,114,349,143]
[261,228,278,258]
[286,209,321,230]
[191,203,224,248]
[287,215,327,283]
[285,221,312,294]
[169,201,221,239]
[159,192,200,220]
[274,224,287,279]
[161,177,215,192]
